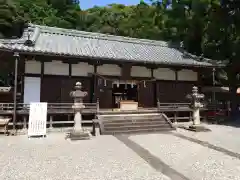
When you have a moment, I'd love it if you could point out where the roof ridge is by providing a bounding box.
[28,23,169,47]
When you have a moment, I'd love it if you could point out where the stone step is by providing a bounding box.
[100,117,165,123]
[102,127,173,135]
[98,115,162,121]
[102,120,168,126]
[98,113,174,135]
[104,124,171,131]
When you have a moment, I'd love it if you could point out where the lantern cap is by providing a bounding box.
[75,81,82,90]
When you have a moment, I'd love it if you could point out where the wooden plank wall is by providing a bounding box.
[41,76,91,103]
[156,81,195,103]
[138,81,155,107]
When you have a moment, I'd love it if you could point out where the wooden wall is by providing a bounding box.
[22,57,200,107]
[138,81,155,107]
[95,76,113,108]
[156,81,195,103]
[41,76,91,103]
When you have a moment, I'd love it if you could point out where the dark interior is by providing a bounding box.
[112,84,138,108]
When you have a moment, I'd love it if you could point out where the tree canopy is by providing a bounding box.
[0,0,240,114]
[0,0,239,65]
[1,0,239,82]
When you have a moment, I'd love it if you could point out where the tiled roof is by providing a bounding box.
[0,24,213,67]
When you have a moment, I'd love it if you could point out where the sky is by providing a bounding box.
[80,0,151,10]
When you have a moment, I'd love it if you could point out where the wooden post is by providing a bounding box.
[96,98,100,118]
[189,111,192,122]
[49,116,53,129]
[23,116,27,130]
[157,99,160,112]
[97,98,100,112]
[174,111,177,124]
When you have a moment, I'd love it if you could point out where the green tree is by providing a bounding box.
[47,0,82,29]
[0,0,20,38]
[1,0,239,115]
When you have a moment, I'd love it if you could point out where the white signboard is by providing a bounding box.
[28,102,48,137]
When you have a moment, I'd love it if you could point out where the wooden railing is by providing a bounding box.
[157,102,207,123]
[0,102,98,130]
[157,102,191,111]
[0,103,98,115]
[0,102,207,130]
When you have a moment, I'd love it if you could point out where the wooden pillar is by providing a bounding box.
[40,61,44,101]
[93,64,97,102]
[91,62,100,103]
[19,55,26,103]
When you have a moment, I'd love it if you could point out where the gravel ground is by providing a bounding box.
[176,124,240,154]
[130,133,240,180]
[0,134,169,180]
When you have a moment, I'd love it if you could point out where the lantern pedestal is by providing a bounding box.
[186,125,211,132]
[69,110,92,140]
[69,130,92,140]
[185,86,211,132]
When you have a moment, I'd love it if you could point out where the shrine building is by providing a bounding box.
[0,24,215,109]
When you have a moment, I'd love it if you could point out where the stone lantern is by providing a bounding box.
[69,82,91,140]
[186,86,210,132]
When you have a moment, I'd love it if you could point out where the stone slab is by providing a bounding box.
[69,130,92,140]
[184,125,211,132]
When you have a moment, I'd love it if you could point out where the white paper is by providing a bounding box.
[28,102,48,137]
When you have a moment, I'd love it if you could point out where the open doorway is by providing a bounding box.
[112,83,138,108]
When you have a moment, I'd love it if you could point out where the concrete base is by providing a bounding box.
[185,125,211,132]
[69,129,92,140]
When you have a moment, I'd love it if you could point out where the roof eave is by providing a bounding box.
[0,48,216,68]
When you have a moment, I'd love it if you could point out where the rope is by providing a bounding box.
[91,72,156,86]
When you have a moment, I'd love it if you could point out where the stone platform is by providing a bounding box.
[184,125,211,132]
[68,129,92,140]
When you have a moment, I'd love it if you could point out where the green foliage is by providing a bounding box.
[0,0,19,37]
[0,0,239,111]
[0,0,239,66]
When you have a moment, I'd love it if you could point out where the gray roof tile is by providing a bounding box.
[0,24,213,67]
